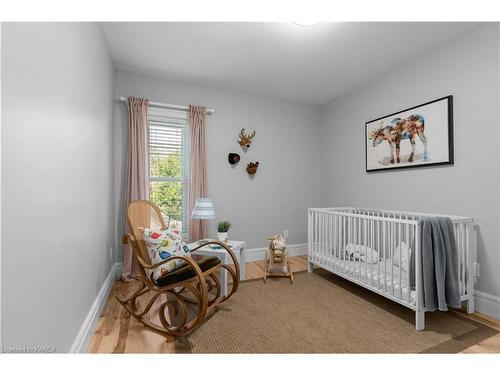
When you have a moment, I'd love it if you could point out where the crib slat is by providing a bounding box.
[347,216,351,276]
[329,213,332,268]
[415,224,423,324]
[354,216,357,278]
[311,211,314,263]
[456,223,461,294]
[351,216,354,277]
[354,217,361,281]
[328,213,332,268]
[323,212,326,266]
[364,217,367,283]
[332,213,335,271]
[456,223,461,295]
[312,211,315,264]
[342,215,345,264]
[465,223,469,295]
[307,210,310,259]
[315,211,319,264]
[399,222,402,300]
[383,220,387,293]
[343,214,346,268]
[324,211,327,267]
[316,211,320,265]
[325,212,328,267]
[329,212,332,267]
[406,223,410,303]
[370,218,374,287]
[336,213,339,272]
[355,216,359,280]
[338,213,342,273]
[391,221,395,297]
[464,224,474,296]
[337,213,341,272]
[460,223,465,296]
[377,218,380,291]
[318,211,321,265]
[360,217,363,281]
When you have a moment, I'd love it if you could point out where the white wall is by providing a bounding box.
[114,70,322,255]
[1,23,115,352]
[320,24,500,315]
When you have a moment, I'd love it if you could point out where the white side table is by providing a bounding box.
[187,240,246,297]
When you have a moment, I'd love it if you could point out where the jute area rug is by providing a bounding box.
[180,269,496,353]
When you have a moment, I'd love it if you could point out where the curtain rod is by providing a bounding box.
[118,96,215,115]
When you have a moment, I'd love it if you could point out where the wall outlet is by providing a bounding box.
[109,247,113,260]
[283,230,288,239]
[473,262,480,278]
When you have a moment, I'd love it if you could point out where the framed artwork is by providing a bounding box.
[365,96,454,172]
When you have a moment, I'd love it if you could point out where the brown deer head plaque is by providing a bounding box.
[246,161,260,175]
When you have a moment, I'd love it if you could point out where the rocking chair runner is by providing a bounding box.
[118,200,239,337]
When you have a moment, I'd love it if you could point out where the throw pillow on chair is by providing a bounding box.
[142,227,191,281]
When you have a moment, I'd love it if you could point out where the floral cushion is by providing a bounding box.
[142,227,191,281]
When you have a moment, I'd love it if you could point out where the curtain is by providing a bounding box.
[122,97,149,280]
[188,105,208,242]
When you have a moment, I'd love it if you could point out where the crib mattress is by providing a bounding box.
[314,255,416,304]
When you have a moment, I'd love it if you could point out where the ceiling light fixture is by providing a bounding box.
[293,21,321,28]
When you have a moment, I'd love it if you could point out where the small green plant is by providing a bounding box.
[217,220,232,233]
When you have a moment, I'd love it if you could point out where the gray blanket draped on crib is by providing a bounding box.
[410,217,461,311]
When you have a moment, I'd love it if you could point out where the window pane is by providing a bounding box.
[150,152,182,179]
[148,107,189,240]
[150,125,183,178]
[150,181,184,232]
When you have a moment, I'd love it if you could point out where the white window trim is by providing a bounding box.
[148,107,190,239]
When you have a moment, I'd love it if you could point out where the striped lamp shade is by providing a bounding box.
[191,198,216,219]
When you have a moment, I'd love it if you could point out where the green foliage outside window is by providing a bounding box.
[150,153,183,222]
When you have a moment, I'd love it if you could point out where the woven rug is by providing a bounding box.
[176,269,496,353]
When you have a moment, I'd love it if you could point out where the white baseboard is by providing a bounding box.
[475,290,500,320]
[69,262,120,353]
[244,243,308,262]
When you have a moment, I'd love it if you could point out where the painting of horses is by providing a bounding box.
[365,96,453,172]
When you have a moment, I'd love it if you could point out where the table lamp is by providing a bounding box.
[191,197,215,243]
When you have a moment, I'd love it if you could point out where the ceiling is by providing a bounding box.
[102,22,481,105]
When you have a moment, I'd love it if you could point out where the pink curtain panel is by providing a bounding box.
[122,96,149,280]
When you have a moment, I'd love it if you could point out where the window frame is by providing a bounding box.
[147,107,190,239]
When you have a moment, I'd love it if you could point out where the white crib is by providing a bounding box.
[307,207,476,330]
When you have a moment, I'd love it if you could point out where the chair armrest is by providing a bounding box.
[190,241,240,278]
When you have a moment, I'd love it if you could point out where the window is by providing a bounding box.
[148,106,189,239]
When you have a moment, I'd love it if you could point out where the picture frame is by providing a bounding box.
[365,95,454,172]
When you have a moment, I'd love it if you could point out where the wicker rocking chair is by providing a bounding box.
[118,200,239,337]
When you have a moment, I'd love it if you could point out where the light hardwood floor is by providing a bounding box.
[88,256,500,353]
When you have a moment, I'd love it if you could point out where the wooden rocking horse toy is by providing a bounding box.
[263,234,293,284]
[119,200,239,337]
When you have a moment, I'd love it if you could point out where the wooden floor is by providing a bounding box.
[88,256,500,353]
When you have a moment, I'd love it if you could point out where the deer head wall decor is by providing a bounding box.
[238,128,256,150]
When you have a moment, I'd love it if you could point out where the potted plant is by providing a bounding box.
[217,220,232,243]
